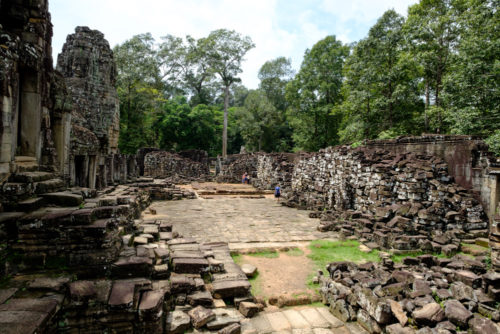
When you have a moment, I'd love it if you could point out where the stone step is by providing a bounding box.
[111,256,153,278]
[15,155,39,172]
[17,197,46,212]
[34,178,65,194]
[12,171,54,183]
[41,191,83,207]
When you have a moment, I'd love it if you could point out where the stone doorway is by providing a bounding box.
[74,155,87,187]
[16,68,41,158]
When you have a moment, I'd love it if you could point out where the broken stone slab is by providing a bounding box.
[239,301,259,318]
[153,264,170,279]
[0,288,17,304]
[170,275,197,294]
[172,257,209,274]
[412,302,445,326]
[138,290,164,319]
[455,270,481,288]
[41,192,83,206]
[444,299,473,328]
[386,323,416,334]
[108,281,135,309]
[166,310,191,334]
[28,276,71,292]
[111,256,153,278]
[468,316,500,334]
[212,280,251,298]
[206,308,242,330]
[356,288,393,324]
[357,309,382,334]
[390,300,408,326]
[69,281,97,302]
[241,264,257,278]
[218,323,241,334]
[187,290,214,307]
[188,305,216,328]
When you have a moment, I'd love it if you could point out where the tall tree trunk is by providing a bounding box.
[222,84,229,158]
[424,81,430,132]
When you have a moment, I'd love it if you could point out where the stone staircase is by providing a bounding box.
[242,307,366,334]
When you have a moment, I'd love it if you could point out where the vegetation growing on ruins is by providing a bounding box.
[114,0,499,155]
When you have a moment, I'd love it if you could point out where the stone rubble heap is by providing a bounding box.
[216,153,260,183]
[285,147,488,252]
[320,255,500,334]
[0,180,259,333]
[144,151,210,181]
[252,153,298,192]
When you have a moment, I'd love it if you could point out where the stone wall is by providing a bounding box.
[364,135,500,219]
[252,153,299,191]
[0,0,71,178]
[144,151,210,181]
[216,153,260,183]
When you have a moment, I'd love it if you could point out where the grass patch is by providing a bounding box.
[306,240,380,291]
[248,272,262,296]
[308,240,380,270]
[285,248,305,257]
[247,250,279,259]
[391,251,448,263]
[231,253,242,265]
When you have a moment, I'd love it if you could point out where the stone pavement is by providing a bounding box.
[241,307,368,334]
[144,197,338,248]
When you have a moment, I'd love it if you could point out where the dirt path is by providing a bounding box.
[237,247,317,299]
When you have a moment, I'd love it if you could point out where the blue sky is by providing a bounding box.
[50,0,417,89]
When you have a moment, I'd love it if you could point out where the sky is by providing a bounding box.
[50,0,418,89]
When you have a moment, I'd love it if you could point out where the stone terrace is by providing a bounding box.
[143,189,337,250]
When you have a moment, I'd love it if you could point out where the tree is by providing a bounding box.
[442,0,499,149]
[235,90,280,152]
[114,33,164,154]
[201,29,254,158]
[339,10,423,143]
[258,57,295,111]
[404,0,460,132]
[285,35,349,151]
[258,57,295,151]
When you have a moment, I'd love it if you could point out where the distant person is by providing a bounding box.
[274,185,281,202]
[242,172,249,184]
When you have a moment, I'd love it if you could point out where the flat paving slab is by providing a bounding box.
[143,197,337,248]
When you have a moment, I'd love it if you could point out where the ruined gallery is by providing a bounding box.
[0,1,499,334]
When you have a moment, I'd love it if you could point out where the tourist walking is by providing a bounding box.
[274,184,281,202]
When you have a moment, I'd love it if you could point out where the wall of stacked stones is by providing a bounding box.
[288,146,488,234]
[144,151,210,180]
[216,153,260,183]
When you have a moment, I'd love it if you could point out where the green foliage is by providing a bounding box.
[247,250,279,259]
[286,35,349,151]
[307,240,380,271]
[485,130,500,157]
[286,248,305,257]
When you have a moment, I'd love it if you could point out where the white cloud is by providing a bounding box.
[50,0,417,89]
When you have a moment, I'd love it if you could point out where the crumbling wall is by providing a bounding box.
[286,146,489,250]
[253,153,298,191]
[365,135,499,218]
[216,153,260,183]
[144,151,210,181]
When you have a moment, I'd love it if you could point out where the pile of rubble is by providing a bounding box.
[216,153,259,183]
[144,151,210,181]
[284,147,488,251]
[320,255,500,334]
[0,179,261,333]
[252,153,297,192]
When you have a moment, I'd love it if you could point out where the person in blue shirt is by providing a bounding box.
[274,185,281,202]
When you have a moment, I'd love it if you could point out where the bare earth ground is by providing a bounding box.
[237,247,316,298]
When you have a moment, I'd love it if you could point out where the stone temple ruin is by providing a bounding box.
[0,1,499,333]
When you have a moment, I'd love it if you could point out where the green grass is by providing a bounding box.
[248,272,262,296]
[247,250,279,258]
[286,248,305,256]
[231,253,242,264]
[306,240,380,291]
[307,240,380,270]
